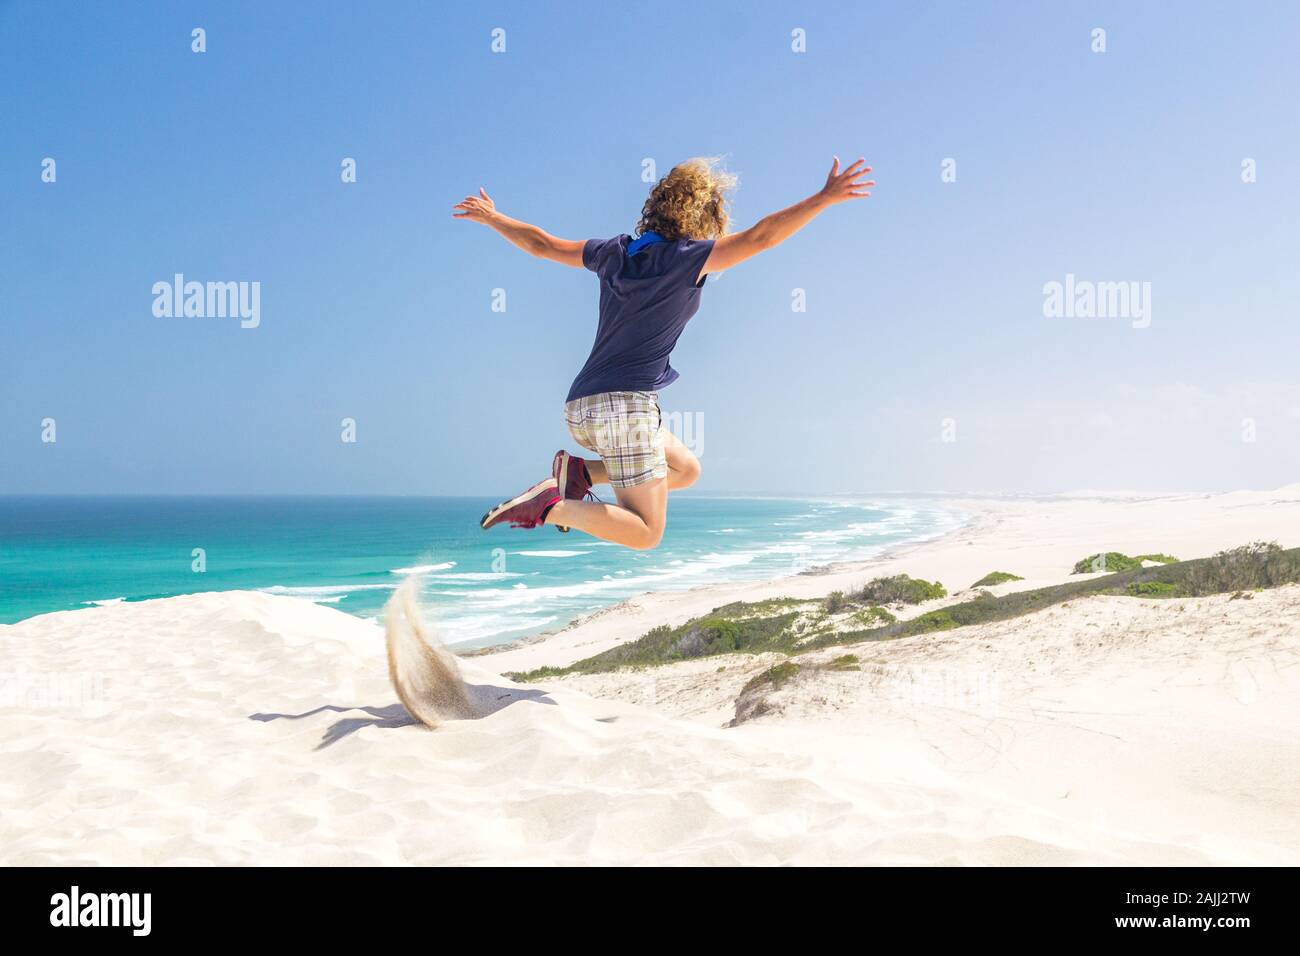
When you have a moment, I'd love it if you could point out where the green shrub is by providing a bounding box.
[510,609,800,681]
[828,654,860,670]
[858,574,947,605]
[732,662,804,726]
[853,606,896,627]
[823,590,847,614]
[971,571,1024,588]
[708,597,803,617]
[1073,552,1142,574]
[1181,541,1291,594]
[1127,580,1179,597]
[1073,552,1179,574]
[908,609,959,633]
[740,662,801,696]
[504,665,569,682]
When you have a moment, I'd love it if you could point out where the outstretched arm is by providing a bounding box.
[699,157,873,278]
[452,188,585,267]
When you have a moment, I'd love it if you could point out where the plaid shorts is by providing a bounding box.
[564,390,668,489]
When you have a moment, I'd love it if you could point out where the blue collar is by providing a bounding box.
[627,231,668,255]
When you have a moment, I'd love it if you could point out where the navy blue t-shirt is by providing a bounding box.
[565,233,715,403]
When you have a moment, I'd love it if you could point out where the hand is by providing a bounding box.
[452,187,498,224]
[818,157,874,205]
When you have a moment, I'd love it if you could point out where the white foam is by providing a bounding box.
[796,519,909,542]
[260,583,398,597]
[512,550,591,558]
[441,612,560,645]
[391,562,456,575]
[81,597,125,607]
[764,543,813,554]
[453,550,765,613]
[427,572,523,582]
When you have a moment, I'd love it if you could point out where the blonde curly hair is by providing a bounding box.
[636,157,737,241]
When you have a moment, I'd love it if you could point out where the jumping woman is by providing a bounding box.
[454,155,874,550]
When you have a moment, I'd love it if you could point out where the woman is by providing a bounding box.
[453,155,873,550]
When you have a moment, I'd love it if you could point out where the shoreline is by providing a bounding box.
[460,502,984,658]
[475,486,1300,674]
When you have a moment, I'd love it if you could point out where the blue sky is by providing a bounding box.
[3,1,1298,495]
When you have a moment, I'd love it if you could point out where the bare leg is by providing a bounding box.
[545,477,667,550]
[581,430,699,491]
[661,428,701,490]
[584,458,610,485]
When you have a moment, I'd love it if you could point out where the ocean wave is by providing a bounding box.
[512,550,591,558]
[447,550,764,612]
[390,562,456,575]
[796,519,909,542]
[261,583,398,597]
[763,542,813,554]
[441,613,560,645]
[426,571,523,583]
[81,597,126,607]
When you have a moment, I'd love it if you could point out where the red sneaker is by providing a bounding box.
[480,478,562,530]
[551,450,596,533]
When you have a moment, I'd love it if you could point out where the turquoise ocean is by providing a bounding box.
[0,496,965,648]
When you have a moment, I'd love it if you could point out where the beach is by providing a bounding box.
[2,486,1297,865]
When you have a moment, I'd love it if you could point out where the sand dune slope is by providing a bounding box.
[2,583,1293,865]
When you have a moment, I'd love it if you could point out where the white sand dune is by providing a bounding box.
[1,486,1298,865]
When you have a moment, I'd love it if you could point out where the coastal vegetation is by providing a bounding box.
[971,571,1024,587]
[506,543,1297,683]
[853,606,896,627]
[1072,551,1179,574]
[732,662,802,724]
[1127,580,1178,597]
[857,574,947,604]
